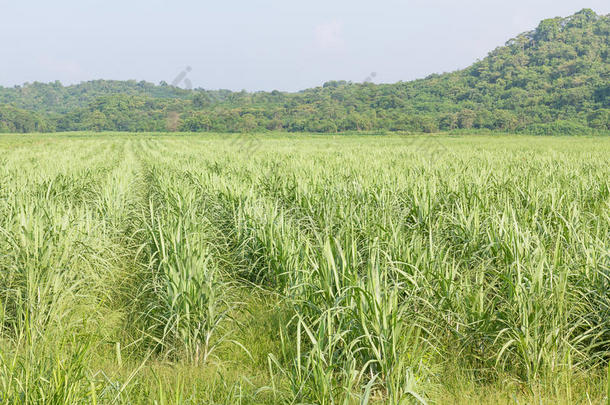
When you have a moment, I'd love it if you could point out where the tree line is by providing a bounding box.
[1,9,608,135]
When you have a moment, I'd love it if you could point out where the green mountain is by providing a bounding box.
[0,9,608,134]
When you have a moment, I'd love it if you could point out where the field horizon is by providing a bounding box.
[2,1,609,403]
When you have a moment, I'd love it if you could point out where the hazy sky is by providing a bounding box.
[1,0,608,91]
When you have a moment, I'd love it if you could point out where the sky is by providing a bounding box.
[1,0,608,92]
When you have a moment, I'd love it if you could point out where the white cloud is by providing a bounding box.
[314,20,345,51]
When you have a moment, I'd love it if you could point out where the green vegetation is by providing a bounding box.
[1,9,608,135]
[0,132,608,403]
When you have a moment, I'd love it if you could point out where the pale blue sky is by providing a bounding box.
[1,0,608,91]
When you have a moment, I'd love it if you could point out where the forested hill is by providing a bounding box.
[1,9,608,134]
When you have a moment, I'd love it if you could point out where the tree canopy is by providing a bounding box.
[1,9,608,134]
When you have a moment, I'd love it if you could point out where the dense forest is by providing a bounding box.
[1,9,608,134]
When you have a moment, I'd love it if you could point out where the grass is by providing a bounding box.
[0,132,608,404]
